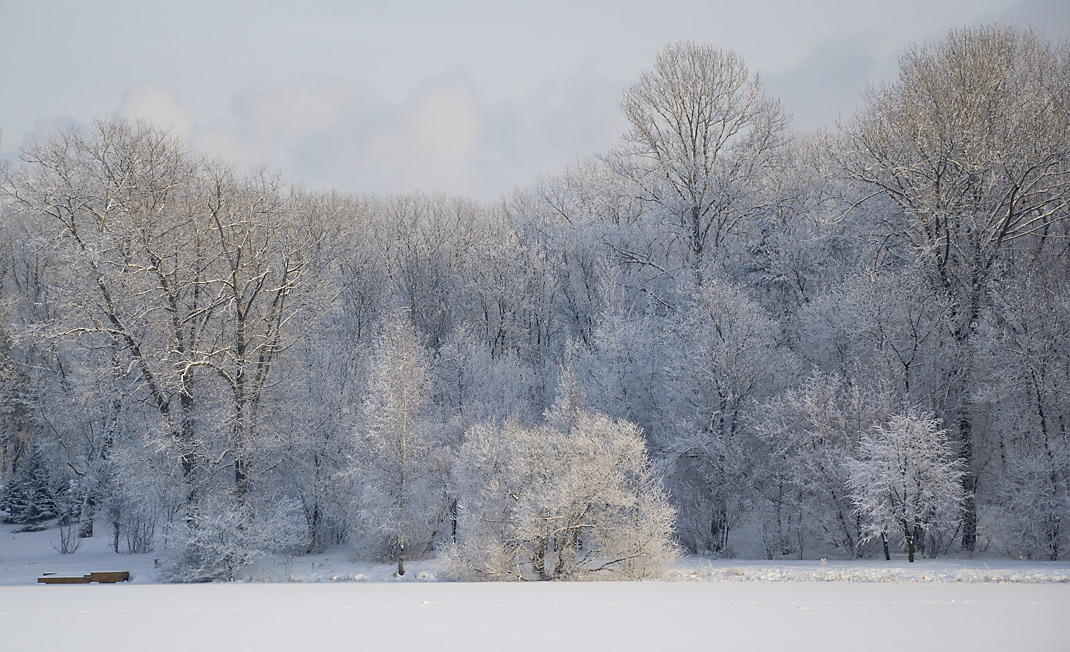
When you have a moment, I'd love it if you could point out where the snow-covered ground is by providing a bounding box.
[3,522,1070,651]
[5,520,1070,586]
[3,581,1069,651]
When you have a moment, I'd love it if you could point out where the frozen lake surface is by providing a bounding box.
[2,581,1069,652]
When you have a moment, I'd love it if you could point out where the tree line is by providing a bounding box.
[1,24,1068,579]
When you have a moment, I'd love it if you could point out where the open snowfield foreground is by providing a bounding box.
[2,581,1069,652]
[3,524,1070,651]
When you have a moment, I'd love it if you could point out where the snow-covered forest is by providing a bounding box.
[2,24,1069,581]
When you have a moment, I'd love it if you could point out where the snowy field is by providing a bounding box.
[3,523,1070,651]
[3,581,1069,652]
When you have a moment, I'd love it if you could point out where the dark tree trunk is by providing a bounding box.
[904,525,915,563]
[959,413,977,553]
[307,502,321,555]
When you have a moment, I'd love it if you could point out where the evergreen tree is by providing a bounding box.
[0,444,59,524]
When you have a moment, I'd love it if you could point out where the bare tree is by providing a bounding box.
[6,120,321,560]
[619,42,789,271]
[200,164,315,502]
[7,119,207,499]
[657,274,794,554]
[356,317,445,575]
[838,25,1070,550]
[370,194,476,348]
[983,271,1070,560]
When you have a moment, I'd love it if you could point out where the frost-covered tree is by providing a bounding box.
[577,305,664,436]
[0,442,60,524]
[27,345,129,539]
[656,274,794,554]
[512,158,640,346]
[275,326,362,554]
[370,194,477,348]
[839,25,1070,550]
[752,372,897,558]
[619,41,789,270]
[445,377,677,581]
[199,164,318,503]
[160,493,304,582]
[435,325,537,428]
[808,267,955,401]
[454,214,550,361]
[353,318,447,574]
[6,119,214,513]
[262,191,374,554]
[0,324,28,491]
[846,411,967,562]
[981,272,1070,560]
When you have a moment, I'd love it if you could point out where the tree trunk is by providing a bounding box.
[308,502,321,555]
[959,413,977,552]
[1036,379,1060,561]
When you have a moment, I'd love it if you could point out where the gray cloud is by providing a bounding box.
[7,0,1053,199]
[999,0,1070,38]
[127,61,629,201]
[764,38,879,132]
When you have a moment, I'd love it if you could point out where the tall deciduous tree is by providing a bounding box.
[8,119,206,500]
[657,274,794,553]
[839,25,1070,550]
[200,164,315,501]
[6,120,322,570]
[982,271,1070,560]
[619,41,789,270]
[356,317,445,575]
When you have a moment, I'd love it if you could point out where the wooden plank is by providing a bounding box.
[38,571,130,584]
[88,572,130,583]
[38,576,92,584]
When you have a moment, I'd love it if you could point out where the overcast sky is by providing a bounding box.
[3,0,1068,200]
